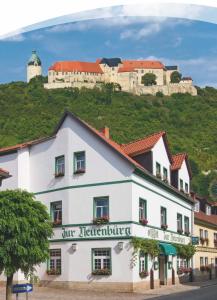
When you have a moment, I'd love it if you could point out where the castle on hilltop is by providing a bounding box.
[27,52,197,96]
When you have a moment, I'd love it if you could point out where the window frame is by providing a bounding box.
[200,257,204,267]
[74,151,86,174]
[55,155,65,177]
[184,216,190,234]
[180,179,184,190]
[160,206,167,226]
[185,182,189,193]
[92,248,112,274]
[139,251,148,273]
[156,162,161,176]
[50,201,62,225]
[177,213,183,232]
[48,248,61,275]
[93,196,109,220]
[139,198,147,221]
[163,167,168,181]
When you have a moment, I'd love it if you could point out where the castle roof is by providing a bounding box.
[118,60,165,72]
[49,61,103,73]
[100,58,122,67]
[28,50,41,66]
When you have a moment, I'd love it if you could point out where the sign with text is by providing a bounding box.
[52,223,190,245]
[12,284,33,294]
[191,236,199,245]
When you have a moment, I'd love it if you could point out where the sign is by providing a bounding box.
[191,236,199,245]
[12,284,33,294]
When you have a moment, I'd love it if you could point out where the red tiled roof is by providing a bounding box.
[121,131,166,157]
[49,61,103,73]
[171,153,192,179]
[118,60,164,73]
[195,211,217,227]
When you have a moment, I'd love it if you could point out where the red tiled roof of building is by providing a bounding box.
[118,60,165,73]
[49,61,103,74]
[121,131,166,157]
[48,61,103,73]
[195,211,217,227]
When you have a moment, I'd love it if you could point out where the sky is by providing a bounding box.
[0,16,217,87]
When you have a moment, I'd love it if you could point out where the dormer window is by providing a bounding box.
[156,162,161,179]
[180,179,184,191]
[206,205,211,216]
[185,183,189,193]
[163,167,168,183]
[194,201,200,212]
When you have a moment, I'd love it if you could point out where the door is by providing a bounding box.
[159,255,167,285]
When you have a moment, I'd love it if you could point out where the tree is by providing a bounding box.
[170,71,182,83]
[141,73,157,86]
[0,190,53,300]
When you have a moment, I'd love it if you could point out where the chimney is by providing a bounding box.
[100,126,110,139]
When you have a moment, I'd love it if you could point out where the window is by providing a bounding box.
[206,205,211,215]
[48,249,61,275]
[161,207,167,227]
[204,230,208,239]
[177,256,189,270]
[55,156,65,176]
[156,162,161,177]
[92,248,111,275]
[74,151,85,174]
[200,229,204,238]
[139,252,148,273]
[163,168,168,181]
[205,257,208,266]
[180,179,184,190]
[50,201,62,225]
[185,183,189,193]
[177,214,183,232]
[184,216,190,234]
[94,197,109,219]
[200,257,204,267]
[139,198,147,221]
[194,201,200,212]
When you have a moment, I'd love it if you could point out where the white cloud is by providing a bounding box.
[120,22,161,40]
[2,33,25,42]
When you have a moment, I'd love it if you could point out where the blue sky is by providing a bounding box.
[0,16,217,87]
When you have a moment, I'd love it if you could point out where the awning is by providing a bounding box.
[159,243,177,256]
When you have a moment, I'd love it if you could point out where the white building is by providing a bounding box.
[0,112,194,292]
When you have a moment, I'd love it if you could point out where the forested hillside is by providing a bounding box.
[0,77,216,198]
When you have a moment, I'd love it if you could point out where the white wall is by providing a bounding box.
[152,137,171,183]
[0,152,18,189]
[178,160,190,192]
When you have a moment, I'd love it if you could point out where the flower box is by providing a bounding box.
[161,224,168,230]
[185,231,190,236]
[74,168,85,174]
[139,271,149,278]
[139,218,148,226]
[54,172,64,177]
[92,268,111,276]
[93,216,109,225]
[53,219,62,226]
[177,229,183,234]
[47,269,61,275]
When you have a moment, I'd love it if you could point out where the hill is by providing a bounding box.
[0,77,216,198]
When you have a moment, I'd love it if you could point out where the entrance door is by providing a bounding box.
[159,255,167,285]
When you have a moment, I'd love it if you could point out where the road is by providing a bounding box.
[0,284,216,300]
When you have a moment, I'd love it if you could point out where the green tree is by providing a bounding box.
[170,71,182,83]
[0,190,53,300]
[141,73,157,86]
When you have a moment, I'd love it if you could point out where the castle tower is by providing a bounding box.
[27,50,42,82]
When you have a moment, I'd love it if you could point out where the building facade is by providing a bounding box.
[193,195,217,281]
[0,112,194,291]
[44,57,197,96]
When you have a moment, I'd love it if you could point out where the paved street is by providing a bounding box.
[0,282,217,300]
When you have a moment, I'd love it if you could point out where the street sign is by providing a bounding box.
[191,236,199,245]
[12,283,33,294]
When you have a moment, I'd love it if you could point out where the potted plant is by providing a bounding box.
[161,224,168,230]
[177,267,184,275]
[139,218,148,226]
[139,271,149,278]
[74,168,85,174]
[93,215,109,225]
[53,219,62,226]
[47,268,61,275]
[92,268,111,276]
[177,228,183,234]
